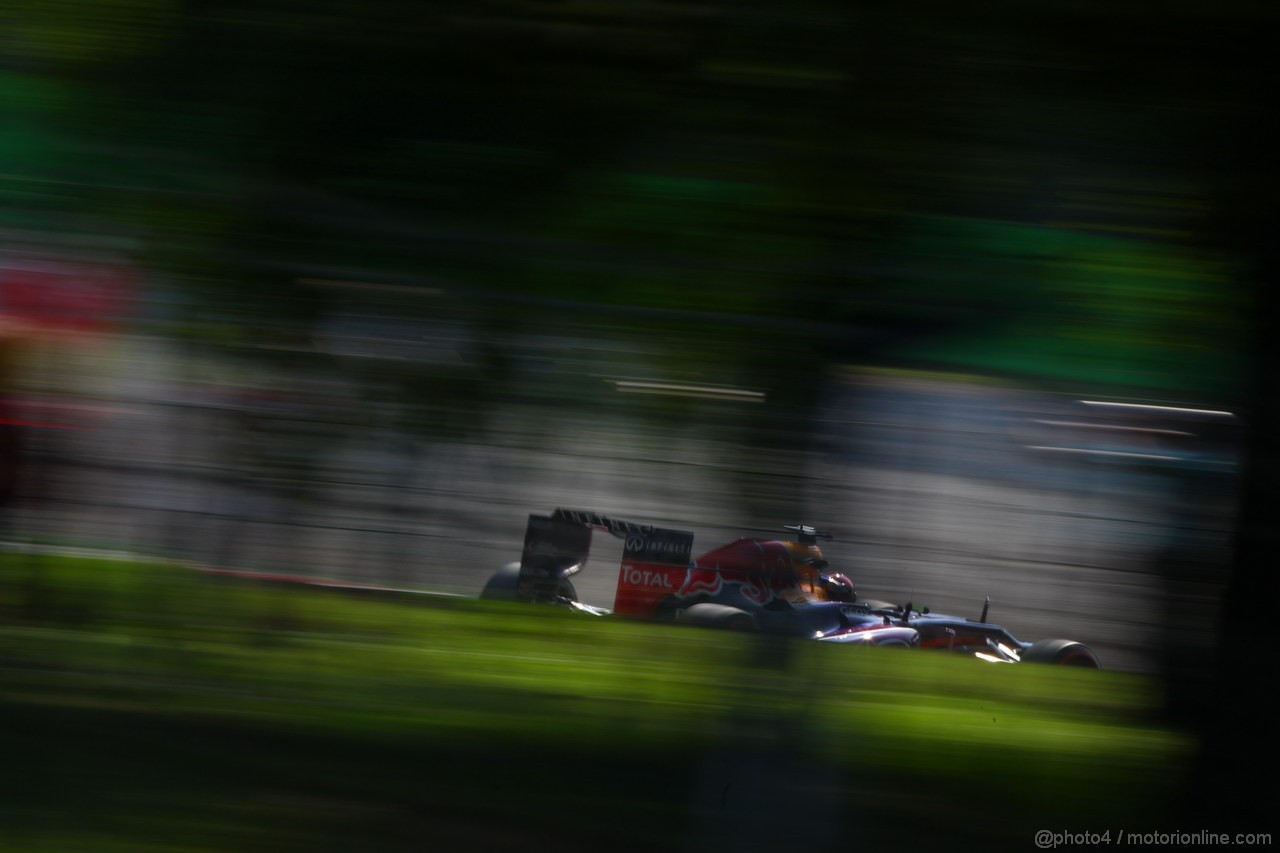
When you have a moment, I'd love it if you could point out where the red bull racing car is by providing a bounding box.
[481,508,1099,666]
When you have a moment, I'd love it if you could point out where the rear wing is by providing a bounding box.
[518,509,694,612]
[516,513,594,601]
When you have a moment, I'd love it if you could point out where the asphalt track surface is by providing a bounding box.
[5,340,1238,674]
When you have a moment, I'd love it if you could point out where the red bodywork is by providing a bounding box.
[614,536,840,618]
[513,510,912,646]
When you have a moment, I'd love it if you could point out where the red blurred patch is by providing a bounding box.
[0,257,134,336]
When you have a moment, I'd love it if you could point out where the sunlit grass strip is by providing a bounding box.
[1,553,1186,785]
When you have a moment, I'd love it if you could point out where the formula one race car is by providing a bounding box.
[480,508,1099,666]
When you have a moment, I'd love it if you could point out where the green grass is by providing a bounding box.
[0,552,1189,851]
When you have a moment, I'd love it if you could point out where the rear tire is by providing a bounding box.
[479,562,576,602]
[479,562,522,600]
[1021,638,1100,668]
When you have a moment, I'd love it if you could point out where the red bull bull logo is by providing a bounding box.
[675,570,722,599]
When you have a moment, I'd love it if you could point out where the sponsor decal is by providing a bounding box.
[622,529,694,566]
[549,509,693,566]
[620,564,676,589]
[614,561,684,617]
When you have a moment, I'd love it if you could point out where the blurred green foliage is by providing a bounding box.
[881,217,1243,393]
[1,552,1188,850]
[2,0,1265,407]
